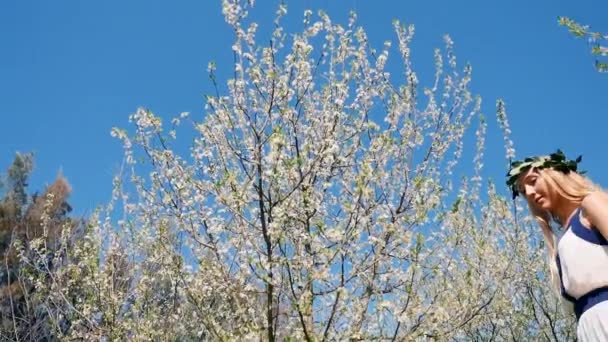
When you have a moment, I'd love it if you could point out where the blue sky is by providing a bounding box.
[1,0,606,216]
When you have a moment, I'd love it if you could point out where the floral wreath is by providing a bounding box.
[506,149,583,199]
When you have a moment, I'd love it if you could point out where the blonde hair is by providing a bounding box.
[522,168,599,292]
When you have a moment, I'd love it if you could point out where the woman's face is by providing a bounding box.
[518,168,555,211]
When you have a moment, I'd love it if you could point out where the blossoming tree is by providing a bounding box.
[559,16,608,73]
[8,1,576,340]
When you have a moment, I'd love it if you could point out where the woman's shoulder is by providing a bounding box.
[581,191,608,214]
[579,191,608,240]
[583,190,608,200]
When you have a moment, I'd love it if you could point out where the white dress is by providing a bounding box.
[557,207,608,341]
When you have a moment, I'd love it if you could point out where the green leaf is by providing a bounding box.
[596,61,608,73]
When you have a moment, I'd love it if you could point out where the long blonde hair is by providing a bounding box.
[522,168,599,292]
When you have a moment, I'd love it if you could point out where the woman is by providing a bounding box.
[507,149,608,340]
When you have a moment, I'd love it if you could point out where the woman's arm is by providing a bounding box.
[581,191,608,239]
